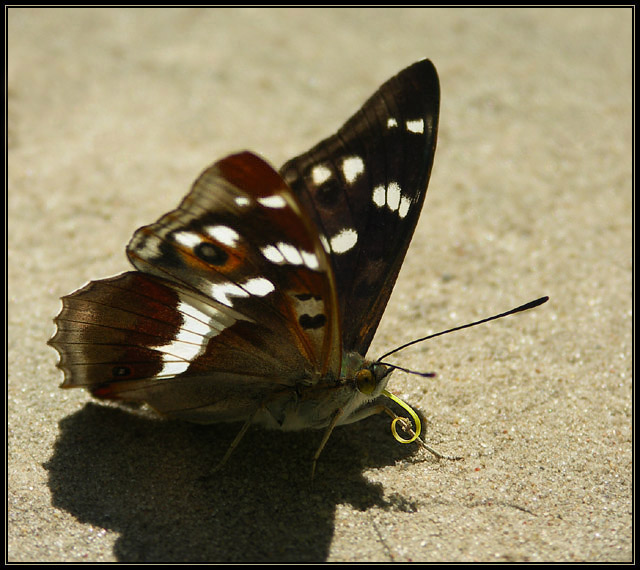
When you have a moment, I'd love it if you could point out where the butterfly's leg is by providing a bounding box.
[309,402,413,478]
[311,409,347,480]
[211,412,256,473]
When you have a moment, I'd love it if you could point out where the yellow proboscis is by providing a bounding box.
[382,390,421,444]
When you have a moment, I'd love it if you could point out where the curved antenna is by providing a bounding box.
[377,296,549,362]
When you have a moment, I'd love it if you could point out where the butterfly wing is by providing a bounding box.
[280,59,440,355]
[49,153,341,423]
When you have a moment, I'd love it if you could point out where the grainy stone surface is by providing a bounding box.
[8,7,631,562]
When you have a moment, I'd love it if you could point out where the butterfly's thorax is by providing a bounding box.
[254,353,391,431]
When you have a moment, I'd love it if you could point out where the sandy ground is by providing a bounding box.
[8,7,631,562]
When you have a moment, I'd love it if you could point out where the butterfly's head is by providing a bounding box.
[341,352,392,399]
[354,364,393,399]
[341,354,423,446]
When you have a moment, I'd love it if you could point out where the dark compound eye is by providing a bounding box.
[195,242,228,265]
[355,368,376,395]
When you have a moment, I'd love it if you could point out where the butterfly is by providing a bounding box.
[49,59,441,475]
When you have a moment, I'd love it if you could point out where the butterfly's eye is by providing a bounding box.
[355,368,377,395]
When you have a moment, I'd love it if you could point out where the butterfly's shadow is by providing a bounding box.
[44,402,422,562]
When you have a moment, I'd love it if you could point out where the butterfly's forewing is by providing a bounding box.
[280,59,440,355]
[50,153,342,423]
[127,152,341,376]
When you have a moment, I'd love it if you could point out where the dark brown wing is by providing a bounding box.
[280,59,440,355]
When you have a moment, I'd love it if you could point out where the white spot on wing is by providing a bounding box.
[173,231,202,248]
[235,196,251,207]
[262,243,320,270]
[261,245,285,264]
[387,117,398,128]
[301,250,319,270]
[386,182,401,211]
[372,185,386,208]
[243,277,274,297]
[258,195,287,208]
[330,228,358,254]
[157,359,190,377]
[312,164,332,185]
[406,119,424,134]
[206,225,239,247]
[155,298,236,377]
[211,282,249,307]
[371,182,411,217]
[399,196,411,218]
[341,156,364,184]
[278,242,303,265]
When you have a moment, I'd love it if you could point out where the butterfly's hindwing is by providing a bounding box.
[280,59,440,354]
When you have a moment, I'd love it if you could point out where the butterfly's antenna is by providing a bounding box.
[377,296,549,362]
[381,362,436,377]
